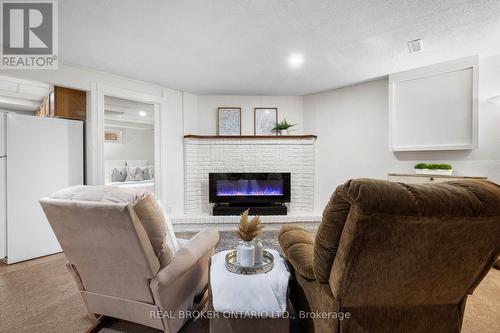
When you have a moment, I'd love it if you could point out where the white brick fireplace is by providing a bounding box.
[172,135,321,230]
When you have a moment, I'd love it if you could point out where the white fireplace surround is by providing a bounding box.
[172,136,320,229]
[184,136,316,213]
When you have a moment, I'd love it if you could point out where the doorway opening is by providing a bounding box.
[103,96,155,194]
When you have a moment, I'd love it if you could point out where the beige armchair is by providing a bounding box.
[40,186,219,333]
[279,178,500,333]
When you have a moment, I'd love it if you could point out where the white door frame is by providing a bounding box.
[94,84,166,202]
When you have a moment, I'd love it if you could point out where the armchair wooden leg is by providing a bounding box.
[194,284,208,305]
[86,315,107,333]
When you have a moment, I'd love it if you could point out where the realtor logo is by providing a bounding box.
[1,0,58,69]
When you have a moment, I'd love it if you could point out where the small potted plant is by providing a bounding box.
[414,163,453,176]
[272,119,296,135]
[236,209,263,267]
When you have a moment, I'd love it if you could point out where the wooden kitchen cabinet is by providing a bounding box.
[50,86,86,121]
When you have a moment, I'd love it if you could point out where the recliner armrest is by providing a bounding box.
[180,228,219,260]
[150,229,218,310]
[278,225,316,280]
[153,229,219,287]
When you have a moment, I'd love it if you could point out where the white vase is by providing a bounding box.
[253,239,263,264]
[237,241,255,267]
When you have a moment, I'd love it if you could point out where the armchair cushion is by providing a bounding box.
[133,193,179,267]
[278,225,315,280]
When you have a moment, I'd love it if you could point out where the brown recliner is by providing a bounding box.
[279,178,500,333]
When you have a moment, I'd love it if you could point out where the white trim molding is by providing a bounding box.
[95,84,167,202]
[389,55,479,151]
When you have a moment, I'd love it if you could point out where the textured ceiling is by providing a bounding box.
[60,0,500,95]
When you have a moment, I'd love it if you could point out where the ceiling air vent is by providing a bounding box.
[408,39,423,53]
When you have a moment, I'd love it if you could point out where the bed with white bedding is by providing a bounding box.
[105,159,155,194]
[108,179,155,193]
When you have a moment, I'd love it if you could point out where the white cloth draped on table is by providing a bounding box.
[210,249,290,317]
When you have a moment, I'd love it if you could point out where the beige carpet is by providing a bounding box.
[0,254,94,333]
[0,231,499,333]
[462,267,500,332]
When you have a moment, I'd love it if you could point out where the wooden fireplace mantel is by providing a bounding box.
[184,134,317,140]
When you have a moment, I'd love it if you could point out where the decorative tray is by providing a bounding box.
[225,250,274,275]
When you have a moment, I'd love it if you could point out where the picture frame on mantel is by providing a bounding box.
[254,107,278,136]
[217,107,241,136]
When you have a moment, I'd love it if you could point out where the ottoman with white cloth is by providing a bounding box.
[209,249,291,333]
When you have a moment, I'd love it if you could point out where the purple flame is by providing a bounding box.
[216,179,283,196]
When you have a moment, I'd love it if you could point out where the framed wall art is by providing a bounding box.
[254,107,278,135]
[217,107,241,136]
[104,128,123,143]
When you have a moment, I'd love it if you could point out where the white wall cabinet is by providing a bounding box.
[387,173,487,184]
[389,56,479,151]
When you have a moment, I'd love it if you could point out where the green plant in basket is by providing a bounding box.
[414,163,453,170]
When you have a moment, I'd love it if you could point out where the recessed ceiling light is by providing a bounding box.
[288,53,304,68]
[408,39,424,53]
[138,111,147,117]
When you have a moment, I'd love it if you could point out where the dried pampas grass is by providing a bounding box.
[237,209,263,241]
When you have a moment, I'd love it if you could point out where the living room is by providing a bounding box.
[0,1,499,333]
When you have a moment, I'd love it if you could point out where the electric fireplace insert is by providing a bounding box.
[209,172,291,215]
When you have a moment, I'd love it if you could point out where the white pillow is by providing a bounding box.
[125,167,145,182]
[104,160,127,182]
[137,166,151,180]
[126,166,151,180]
[111,167,127,182]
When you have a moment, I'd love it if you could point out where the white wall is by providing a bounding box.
[304,54,500,211]
[187,95,304,135]
[104,127,154,163]
[182,92,198,135]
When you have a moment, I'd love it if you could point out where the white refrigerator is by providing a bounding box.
[0,112,83,264]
